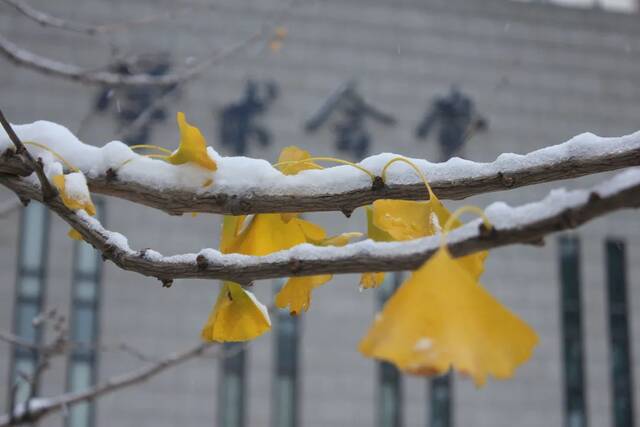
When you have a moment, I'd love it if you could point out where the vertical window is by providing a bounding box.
[377,273,403,427]
[66,198,105,427]
[605,239,634,427]
[272,280,300,427]
[559,236,587,427]
[218,343,246,427]
[9,202,50,406]
[430,374,452,427]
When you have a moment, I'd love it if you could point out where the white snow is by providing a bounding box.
[2,119,639,198]
[9,397,52,418]
[415,337,433,351]
[63,172,91,204]
[244,288,272,326]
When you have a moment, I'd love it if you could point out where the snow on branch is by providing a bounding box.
[0,342,216,427]
[1,120,639,215]
[2,165,639,284]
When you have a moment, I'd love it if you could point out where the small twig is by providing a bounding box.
[0,109,56,200]
[1,0,179,35]
[0,342,217,426]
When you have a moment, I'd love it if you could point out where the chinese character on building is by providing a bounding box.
[93,53,177,146]
[305,80,396,159]
[218,80,279,156]
[415,86,487,161]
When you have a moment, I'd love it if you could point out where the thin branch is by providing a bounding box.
[0,342,216,427]
[0,0,288,88]
[0,331,39,351]
[0,110,56,200]
[1,0,178,35]
[1,167,639,284]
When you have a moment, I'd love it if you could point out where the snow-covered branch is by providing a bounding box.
[0,342,216,427]
[2,167,639,284]
[1,120,639,216]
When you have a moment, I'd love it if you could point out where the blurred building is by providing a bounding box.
[1,0,639,426]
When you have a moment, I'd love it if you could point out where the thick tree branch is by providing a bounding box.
[94,144,640,215]
[2,130,638,215]
[1,168,639,284]
[0,342,216,427]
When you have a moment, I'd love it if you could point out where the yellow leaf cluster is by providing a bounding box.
[201,146,361,341]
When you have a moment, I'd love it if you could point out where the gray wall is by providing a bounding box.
[1,0,639,426]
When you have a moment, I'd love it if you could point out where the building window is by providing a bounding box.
[272,281,300,427]
[559,236,587,427]
[377,273,403,427]
[218,342,246,427]
[605,239,634,427]
[66,198,105,427]
[9,202,50,406]
[430,374,452,427]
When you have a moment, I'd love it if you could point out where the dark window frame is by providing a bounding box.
[218,342,247,427]
[271,280,301,427]
[377,273,403,427]
[559,235,588,427]
[605,239,634,427]
[8,202,51,410]
[65,198,105,427]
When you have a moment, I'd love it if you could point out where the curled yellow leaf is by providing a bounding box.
[201,282,271,342]
[277,146,322,175]
[52,174,96,216]
[275,274,332,315]
[168,112,217,171]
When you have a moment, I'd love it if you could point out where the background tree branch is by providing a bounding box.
[0,342,216,427]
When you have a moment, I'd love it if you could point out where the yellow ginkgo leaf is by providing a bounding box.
[223,213,309,256]
[317,232,363,247]
[359,248,538,387]
[277,146,322,175]
[52,173,97,241]
[275,274,332,315]
[372,199,435,241]
[52,174,96,216]
[201,282,271,342]
[360,272,385,290]
[371,197,488,280]
[359,205,392,289]
[168,112,217,171]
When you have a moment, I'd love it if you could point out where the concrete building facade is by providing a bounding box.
[1,0,639,426]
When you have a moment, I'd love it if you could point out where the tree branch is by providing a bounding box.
[0,110,57,200]
[1,0,177,35]
[2,127,638,215]
[0,342,216,427]
[0,0,292,88]
[1,167,639,284]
